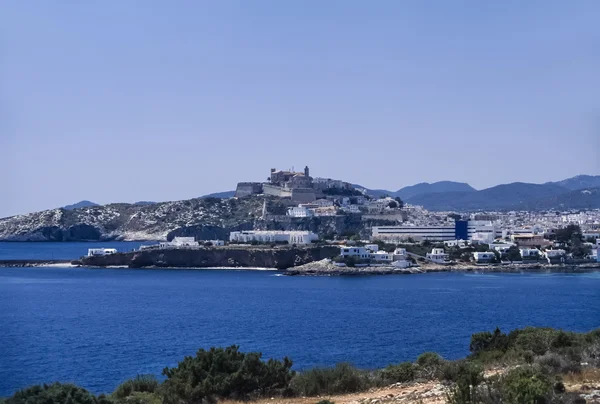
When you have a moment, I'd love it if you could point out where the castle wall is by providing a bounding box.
[235,182,263,198]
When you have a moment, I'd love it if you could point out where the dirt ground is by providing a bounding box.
[221,381,448,404]
[219,368,600,404]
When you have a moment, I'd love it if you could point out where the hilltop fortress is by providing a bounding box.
[235,166,354,203]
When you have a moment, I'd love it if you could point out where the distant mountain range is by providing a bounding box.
[358,175,600,211]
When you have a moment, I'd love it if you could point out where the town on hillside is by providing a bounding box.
[87,166,600,271]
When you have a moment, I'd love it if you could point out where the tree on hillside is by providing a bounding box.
[555,224,582,243]
[394,197,404,209]
[388,200,399,209]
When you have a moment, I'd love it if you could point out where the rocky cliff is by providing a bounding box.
[0,197,269,241]
[0,196,391,242]
[80,246,340,269]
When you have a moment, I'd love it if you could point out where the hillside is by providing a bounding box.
[0,197,270,242]
[551,174,600,190]
[518,187,600,210]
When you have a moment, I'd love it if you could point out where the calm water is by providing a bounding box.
[1,264,599,397]
[0,241,156,260]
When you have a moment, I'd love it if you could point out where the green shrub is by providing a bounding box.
[4,383,103,404]
[112,375,159,400]
[376,362,416,385]
[441,361,483,384]
[416,352,444,379]
[500,367,552,404]
[445,362,484,404]
[290,363,370,396]
[161,345,294,403]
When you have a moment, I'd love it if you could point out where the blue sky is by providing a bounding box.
[2,1,599,217]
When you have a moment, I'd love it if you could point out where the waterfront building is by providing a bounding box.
[426,248,451,264]
[472,252,496,263]
[393,248,408,260]
[520,248,541,258]
[229,230,318,245]
[87,248,117,257]
[370,251,393,262]
[340,247,371,259]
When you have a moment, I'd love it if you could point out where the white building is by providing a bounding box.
[544,249,566,258]
[490,242,516,254]
[160,237,197,248]
[472,252,496,263]
[87,248,117,257]
[314,199,334,208]
[393,248,408,260]
[229,231,318,245]
[372,225,456,242]
[471,232,495,245]
[287,206,314,218]
[467,221,501,241]
[370,251,393,262]
[426,248,450,264]
[444,239,471,248]
[340,247,371,259]
[520,248,540,258]
[341,205,361,214]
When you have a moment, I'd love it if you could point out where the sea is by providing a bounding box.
[1,242,599,396]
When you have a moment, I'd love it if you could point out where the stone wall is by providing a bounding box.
[235,182,263,198]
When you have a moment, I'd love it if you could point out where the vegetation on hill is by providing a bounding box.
[3,326,599,404]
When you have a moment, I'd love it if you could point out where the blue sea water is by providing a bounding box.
[1,247,599,396]
[0,241,156,260]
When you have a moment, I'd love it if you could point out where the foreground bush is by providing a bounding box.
[500,366,553,404]
[290,363,370,396]
[376,362,416,385]
[4,383,110,404]
[161,345,294,403]
[112,375,159,400]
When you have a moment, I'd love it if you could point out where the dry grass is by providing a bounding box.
[563,368,600,387]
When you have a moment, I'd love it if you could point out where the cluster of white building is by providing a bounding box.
[339,244,411,268]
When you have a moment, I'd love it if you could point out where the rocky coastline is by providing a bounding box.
[284,258,600,276]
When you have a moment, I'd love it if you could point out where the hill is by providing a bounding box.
[62,200,99,210]
[354,181,476,200]
[406,182,570,211]
[395,181,476,200]
[550,174,600,190]
[518,187,600,210]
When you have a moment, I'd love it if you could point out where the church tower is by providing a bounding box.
[304,166,310,177]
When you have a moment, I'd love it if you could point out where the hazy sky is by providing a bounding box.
[2,1,599,217]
